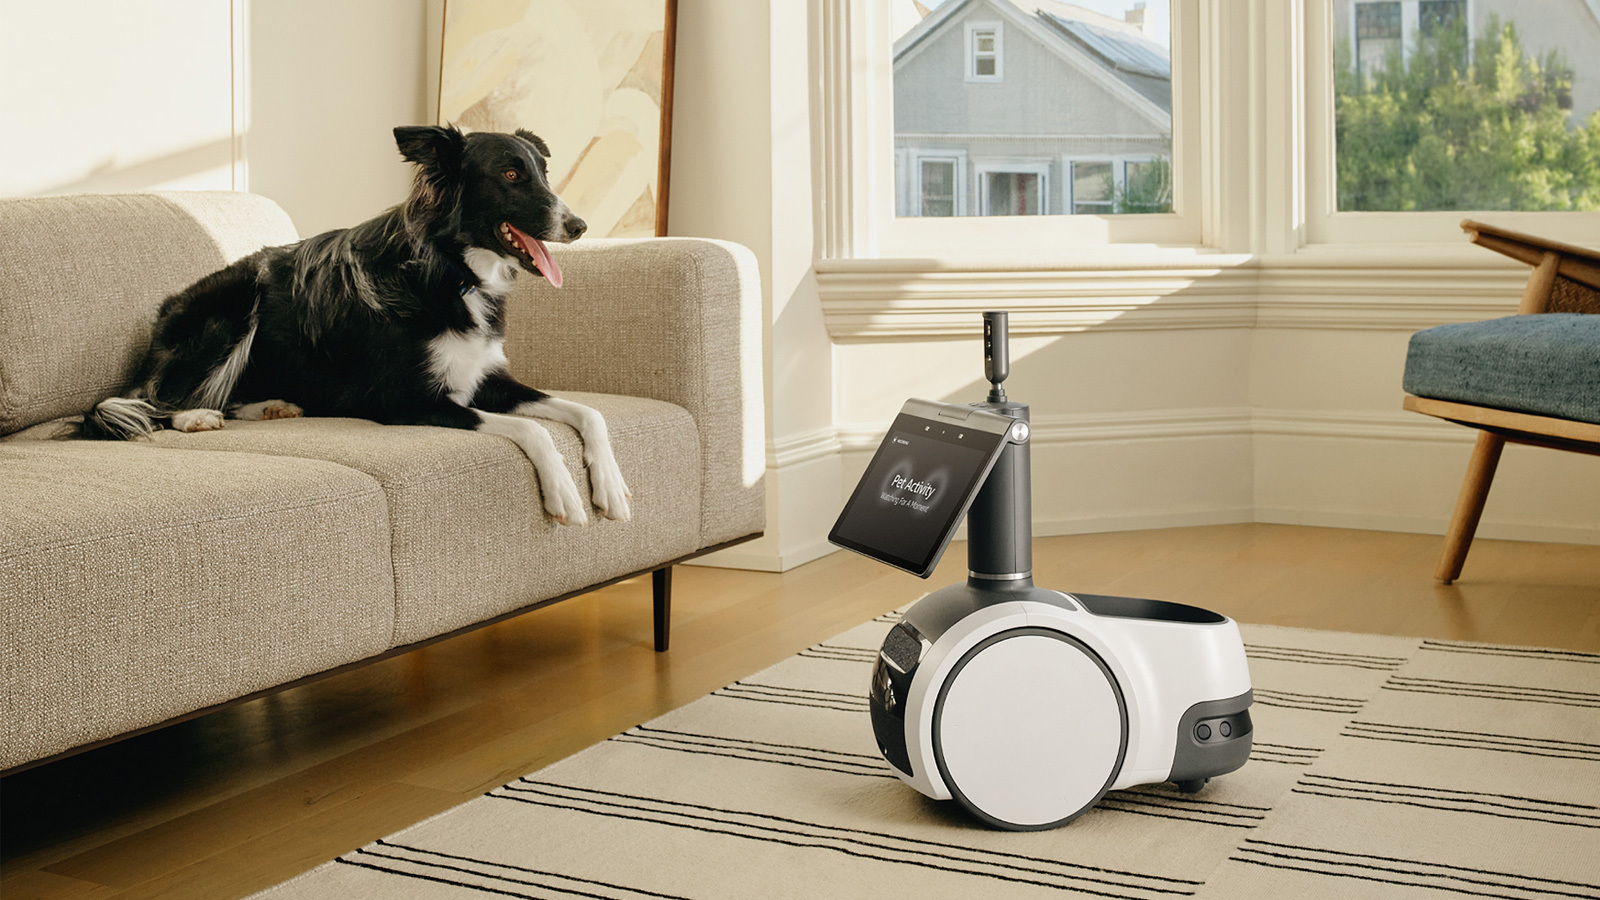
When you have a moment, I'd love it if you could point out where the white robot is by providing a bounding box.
[829,313,1253,830]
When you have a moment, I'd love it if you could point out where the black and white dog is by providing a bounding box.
[82,125,629,526]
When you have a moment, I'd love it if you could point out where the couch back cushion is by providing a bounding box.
[0,192,298,435]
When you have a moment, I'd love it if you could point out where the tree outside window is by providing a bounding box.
[1335,4,1600,212]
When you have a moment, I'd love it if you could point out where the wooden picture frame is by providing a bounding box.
[437,0,677,237]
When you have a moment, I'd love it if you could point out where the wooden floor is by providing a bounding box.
[4,524,1599,899]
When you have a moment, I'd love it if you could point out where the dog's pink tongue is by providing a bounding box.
[511,225,562,288]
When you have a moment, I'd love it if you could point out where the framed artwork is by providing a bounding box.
[438,0,677,237]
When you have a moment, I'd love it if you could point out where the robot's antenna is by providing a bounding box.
[984,311,1009,403]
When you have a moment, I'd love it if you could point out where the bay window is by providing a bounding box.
[819,0,1599,264]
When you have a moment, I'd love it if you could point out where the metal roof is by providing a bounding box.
[1035,10,1170,80]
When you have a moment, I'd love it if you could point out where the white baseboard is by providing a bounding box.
[689,440,844,572]
[1034,507,1257,536]
[1255,507,1600,545]
[688,538,838,572]
[686,533,843,574]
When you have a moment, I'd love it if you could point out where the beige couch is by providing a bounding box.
[0,192,765,773]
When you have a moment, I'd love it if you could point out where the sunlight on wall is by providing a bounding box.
[0,0,235,197]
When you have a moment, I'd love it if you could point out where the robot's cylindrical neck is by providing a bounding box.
[966,399,1032,586]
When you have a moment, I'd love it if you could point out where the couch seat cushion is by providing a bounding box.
[0,441,394,770]
[147,392,702,644]
[1403,314,1600,425]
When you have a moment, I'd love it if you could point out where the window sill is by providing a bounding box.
[815,244,1535,340]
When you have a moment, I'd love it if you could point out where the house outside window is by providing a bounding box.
[895,0,1173,220]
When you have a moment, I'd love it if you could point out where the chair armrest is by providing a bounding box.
[501,238,766,548]
[1462,219,1600,293]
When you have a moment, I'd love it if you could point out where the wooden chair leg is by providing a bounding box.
[652,566,672,652]
[1436,431,1506,584]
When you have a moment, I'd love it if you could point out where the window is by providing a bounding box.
[1353,2,1401,79]
[1120,158,1172,214]
[1332,0,1600,215]
[1417,0,1464,37]
[897,151,967,217]
[823,0,1599,263]
[882,0,1188,249]
[920,158,958,216]
[1349,0,1467,79]
[965,22,1002,82]
[1070,161,1113,215]
[1306,0,1600,245]
[978,165,1048,216]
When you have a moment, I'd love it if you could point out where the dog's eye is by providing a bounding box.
[504,169,520,182]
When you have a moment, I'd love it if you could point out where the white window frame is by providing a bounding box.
[910,151,967,217]
[1305,0,1600,248]
[964,21,1003,83]
[975,160,1050,215]
[817,0,1207,264]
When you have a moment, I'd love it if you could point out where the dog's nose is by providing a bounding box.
[564,215,587,241]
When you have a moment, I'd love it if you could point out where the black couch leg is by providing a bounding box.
[653,566,672,652]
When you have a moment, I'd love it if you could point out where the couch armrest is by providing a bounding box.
[501,238,765,548]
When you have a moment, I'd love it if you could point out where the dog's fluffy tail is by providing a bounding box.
[80,396,166,440]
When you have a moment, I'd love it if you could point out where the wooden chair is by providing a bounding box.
[1403,220,1600,583]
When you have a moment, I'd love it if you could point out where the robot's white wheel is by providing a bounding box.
[932,628,1128,830]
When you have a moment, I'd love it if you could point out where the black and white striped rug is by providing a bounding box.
[255,614,1600,899]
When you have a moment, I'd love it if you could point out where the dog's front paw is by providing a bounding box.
[590,458,632,522]
[541,466,590,526]
[173,409,225,433]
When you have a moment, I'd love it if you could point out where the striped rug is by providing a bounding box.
[254,613,1600,899]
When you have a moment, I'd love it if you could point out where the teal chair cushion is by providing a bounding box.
[1403,314,1600,425]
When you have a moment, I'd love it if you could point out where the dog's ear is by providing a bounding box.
[396,125,466,241]
[515,129,552,159]
[394,125,465,173]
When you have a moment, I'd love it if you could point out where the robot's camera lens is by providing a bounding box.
[1196,723,1212,741]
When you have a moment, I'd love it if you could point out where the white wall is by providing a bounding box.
[0,0,435,237]
[0,0,237,196]
[669,0,843,571]
[247,0,433,236]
